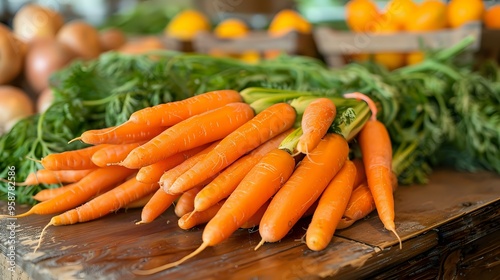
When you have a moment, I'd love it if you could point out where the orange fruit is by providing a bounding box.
[373,52,406,70]
[484,4,500,29]
[345,0,380,32]
[384,0,418,30]
[405,0,448,32]
[165,10,211,40]
[214,18,249,39]
[369,13,402,33]
[268,9,312,36]
[239,50,260,64]
[447,0,485,28]
[406,51,425,65]
[369,13,405,71]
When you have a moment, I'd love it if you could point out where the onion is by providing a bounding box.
[57,20,102,60]
[37,88,55,113]
[0,24,24,85]
[13,4,64,42]
[0,86,35,135]
[24,38,76,94]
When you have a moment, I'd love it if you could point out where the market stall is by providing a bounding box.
[1,1,499,279]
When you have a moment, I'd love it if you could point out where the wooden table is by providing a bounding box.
[1,169,499,280]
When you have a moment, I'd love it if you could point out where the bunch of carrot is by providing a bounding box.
[0,88,402,274]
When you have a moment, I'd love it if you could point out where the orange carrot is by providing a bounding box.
[336,183,374,229]
[129,89,243,127]
[257,133,349,248]
[133,148,296,275]
[159,142,219,190]
[352,157,366,189]
[296,98,336,154]
[345,91,401,248]
[49,177,157,225]
[121,102,255,169]
[167,102,296,195]
[192,128,293,213]
[17,169,95,186]
[34,177,158,252]
[135,145,208,184]
[137,188,180,224]
[344,92,402,248]
[239,200,270,229]
[358,119,401,247]
[76,123,166,145]
[124,193,154,209]
[305,160,357,251]
[337,172,399,229]
[41,144,111,170]
[178,200,226,230]
[10,166,134,218]
[91,142,144,167]
[174,185,204,218]
[32,183,76,202]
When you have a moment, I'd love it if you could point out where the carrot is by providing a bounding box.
[358,119,401,247]
[17,169,95,186]
[133,148,296,275]
[41,144,112,170]
[178,200,226,230]
[137,188,180,224]
[305,160,357,251]
[345,91,401,249]
[256,133,349,248]
[50,177,157,225]
[296,98,336,155]
[124,193,154,209]
[32,183,76,202]
[75,123,166,145]
[167,102,296,195]
[239,200,270,229]
[337,171,399,229]
[8,166,134,218]
[34,177,158,252]
[120,102,255,169]
[336,183,374,229]
[128,89,243,127]
[91,142,144,167]
[352,157,366,189]
[192,128,293,213]
[174,185,204,218]
[135,145,208,184]
[159,142,219,191]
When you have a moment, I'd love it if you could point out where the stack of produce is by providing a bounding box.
[344,0,490,69]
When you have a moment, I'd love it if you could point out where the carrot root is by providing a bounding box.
[133,242,209,275]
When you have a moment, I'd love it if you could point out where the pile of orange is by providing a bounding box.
[165,9,311,63]
[344,0,494,70]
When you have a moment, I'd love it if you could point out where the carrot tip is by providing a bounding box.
[391,228,402,250]
[25,157,42,164]
[34,220,53,253]
[67,137,82,144]
[184,210,196,224]
[254,239,266,251]
[132,242,209,275]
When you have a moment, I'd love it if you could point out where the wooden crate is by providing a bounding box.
[192,30,318,59]
[313,21,482,67]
